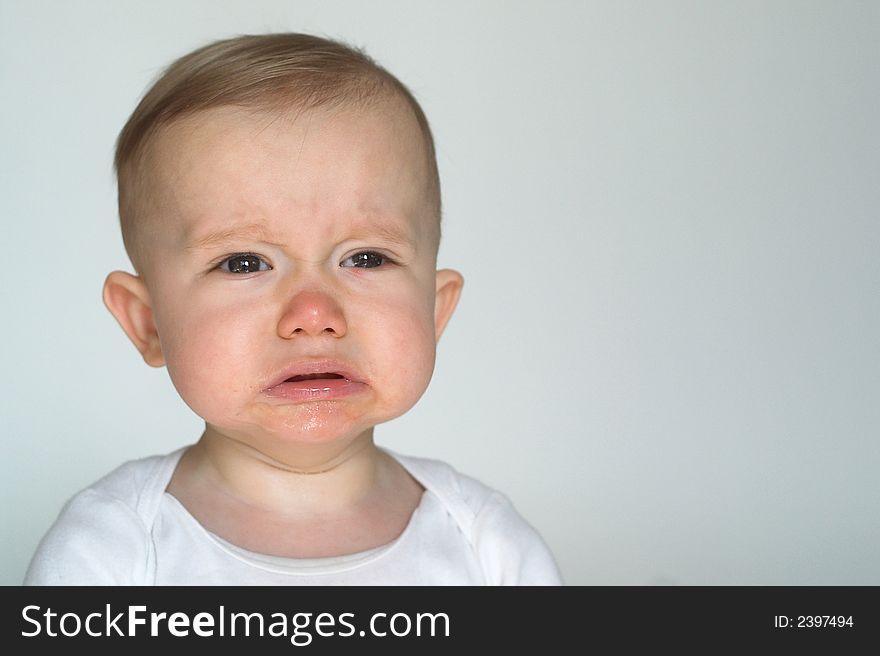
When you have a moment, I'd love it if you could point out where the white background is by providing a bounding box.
[2,0,878,585]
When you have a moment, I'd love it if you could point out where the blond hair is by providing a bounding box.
[115,33,440,271]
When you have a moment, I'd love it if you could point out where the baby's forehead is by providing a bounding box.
[153,95,414,152]
[148,100,425,186]
[140,102,438,249]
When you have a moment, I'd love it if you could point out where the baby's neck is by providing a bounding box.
[174,427,388,516]
[165,428,425,558]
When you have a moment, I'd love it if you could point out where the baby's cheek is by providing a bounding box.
[160,316,251,418]
[377,302,438,405]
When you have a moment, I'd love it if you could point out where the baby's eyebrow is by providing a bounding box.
[185,222,280,251]
[184,220,415,251]
[346,220,414,248]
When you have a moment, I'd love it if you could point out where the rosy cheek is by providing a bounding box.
[380,302,437,393]
[160,303,257,406]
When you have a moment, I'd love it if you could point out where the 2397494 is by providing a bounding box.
[774,615,854,628]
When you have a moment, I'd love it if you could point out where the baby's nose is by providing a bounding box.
[277,290,348,339]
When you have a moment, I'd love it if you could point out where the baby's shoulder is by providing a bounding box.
[388,450,519,537]
[85,449,183,508]
[389,450,563,584]
[391,451,496,508]
[23,448,185,585]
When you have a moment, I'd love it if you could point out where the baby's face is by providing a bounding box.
[130,100,458,455]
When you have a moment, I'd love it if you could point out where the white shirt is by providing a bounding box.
[24,447,563,585]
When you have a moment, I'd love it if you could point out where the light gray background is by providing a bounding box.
[2,0,878,585]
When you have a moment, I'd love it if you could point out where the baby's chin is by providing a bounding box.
[212,400,382,446]
[200,416,378,475]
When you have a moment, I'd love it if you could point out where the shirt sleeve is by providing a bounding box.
[471,491,564,586]
[23,488,153,585]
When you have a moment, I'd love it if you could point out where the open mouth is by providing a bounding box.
[284,373,346,383]
[266,366,365,401]
[265,361,364,397]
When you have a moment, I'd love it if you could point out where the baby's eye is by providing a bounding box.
[340,252,389,269]
[217,253,272,274]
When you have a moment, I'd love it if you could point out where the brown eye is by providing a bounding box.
[341,252,387,269]
[219,254,271,273]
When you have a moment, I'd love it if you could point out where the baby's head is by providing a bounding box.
[115,33,443,274]
[104,33,463,457]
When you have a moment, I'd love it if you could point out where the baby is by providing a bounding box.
[25,33,562,585]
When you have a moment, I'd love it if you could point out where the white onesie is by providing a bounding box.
[25,447,563,585]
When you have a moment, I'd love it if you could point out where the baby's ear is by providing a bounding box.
[434,269,464,342]
[102,271,165,367]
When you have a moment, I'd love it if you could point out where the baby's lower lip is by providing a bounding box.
[263,378,368,402]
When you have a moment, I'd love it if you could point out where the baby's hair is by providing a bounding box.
[115,32,441,272]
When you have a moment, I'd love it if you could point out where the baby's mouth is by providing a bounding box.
[265,360,365,393]
[265,366,367,401]
[285,373,346,383]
